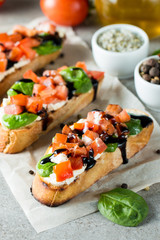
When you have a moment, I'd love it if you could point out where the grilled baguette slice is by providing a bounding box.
[0,77,103,154]
[32,109,154,207]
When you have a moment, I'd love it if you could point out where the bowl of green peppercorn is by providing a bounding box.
[134,55,160,111]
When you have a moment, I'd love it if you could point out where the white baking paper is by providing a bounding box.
[0,18,160,233]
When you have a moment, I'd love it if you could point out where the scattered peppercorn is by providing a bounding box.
[121,183,128,189]
[59,53,64,58]
[140,58,160,85]
[29,170,35,175]
[156,149,160,154]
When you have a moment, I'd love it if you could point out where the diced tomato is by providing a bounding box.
[62,125,72,135]
[87,121,99,132]
[0,44,5,52]
[57,66,68,72]
[26,97,43,113]
[42,77,54,87]
[87,111,102,123]
[19,45,36,60]
[39,87,57,104]
[36,21,56,34]
[89,138,107,157]
[43,70,57,77]
[54,133,68,144]
[53,160,73,182]
[4,104,24,115]
[69,156,83,170]
[73,146,87,156]
[87,71,105,80]
[3,41,14,50]
[0,33,9,43]
[0,58,7,72]
[74,122,84,131]
[8,47,23,61]
[53,74,65,85]
[32,84,46,96]
[13,25,37,37]
[19,37,40,48]
[8,33,22,43]
[99,119,115,135]
[55,85,68,100]
[65,143,78,148]
[0,52,6,59]
[115,109,131,123]
[10,94,28,106]
[75,61,88,73]
[23,70,39,83]
[105,104,122,116]
[83,130,99,140]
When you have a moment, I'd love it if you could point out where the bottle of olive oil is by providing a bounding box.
[95,0,160,38]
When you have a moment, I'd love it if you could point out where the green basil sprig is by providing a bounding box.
[33,41,61,55]
[126,118,143,135]
[98,188,149,227]
[7,80,34,97]
[60,67,92,94]
[2,113,38,129]
[105,143,118,152]
[37,154,57,177]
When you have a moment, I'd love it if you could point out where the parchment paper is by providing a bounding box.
[0,18,160,233]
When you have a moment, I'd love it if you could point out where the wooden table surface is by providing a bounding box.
[0,1,160,239]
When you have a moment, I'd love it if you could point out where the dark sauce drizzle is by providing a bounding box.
[37,32,63,46]
[37,108,48,131]
[130,114,153,128]
[6,59,17,70]
[83,148,96,170]
[17,78,33,83]
[40,148,67,165]
[91,77,98,101]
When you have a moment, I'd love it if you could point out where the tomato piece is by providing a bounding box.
[57,66,68,72]
[54,133,68,144]
[0,33,9,43]
[8,47,23,61]
[87,71,105,80]
[4,104,24,115]
[13,25,37,37]
[74,122,84,131]
[19,45,36,60]
[3,41,14,50]
[43,69,57,77]
[73,146,87,156]
[39,87,57,104]
[0,58,7,72]
[55,85,68,100]
[42,77,54,87]
[36,21,56,34]
[26,97,43,113]
[10,94,28,106]
[87,111,102,123]
[105,104,122,116]
[87,121,99,132]
[52,142,67,152]
[62,125,72,135]
[19,37,40,48]
[115,109,131,123]
[89,138,107,157]
[40,0,89,26]
[0,44,5,52]
[75,61,88,73]
[53,160,73,182]
[32,84,46,96]
[65,143,78,148]
[23,70,39,83]
[0,0,5,7]
[53,74,66,85]
[83,130,99,140]
[8,33,22,43]
[99,119,115,135]
[69,156,83,170]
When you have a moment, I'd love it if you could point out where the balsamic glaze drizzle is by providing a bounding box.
[130,114,153,128]
[83,149,96,170]
[91,78,98,101]
[6,59,17,70]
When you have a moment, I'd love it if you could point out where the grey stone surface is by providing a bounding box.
[0,1,160,239]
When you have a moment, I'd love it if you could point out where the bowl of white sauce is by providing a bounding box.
[91,24,149,79]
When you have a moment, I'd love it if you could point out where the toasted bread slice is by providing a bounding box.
[32,109,154,207]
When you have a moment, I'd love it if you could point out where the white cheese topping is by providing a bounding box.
[82,135,92,146]
[92,111,102,125]
[43,100,67,112]
[50,153,68,164]
[0,59,30,82]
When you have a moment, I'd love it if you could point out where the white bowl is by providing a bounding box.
[134,55,160,112]
[91,24,149,79]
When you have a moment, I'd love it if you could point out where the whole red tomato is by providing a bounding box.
[0,0,5,7]
[40,0,89,26]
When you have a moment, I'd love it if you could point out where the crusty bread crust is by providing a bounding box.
[0,79,103,153]
[0,50,61,97]
[32,110,154,207]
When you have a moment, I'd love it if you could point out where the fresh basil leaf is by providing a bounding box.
[105,143,118,152]
[8,81,34,96]
[98,188,149,227]
[60,67,92,94]
[126,118,143,135]
[37,154,57,177]
[7,89,18,97]
[38,32,50,37]
[152,49,160,55]
[33,41,62,55]
[2,113,38,129]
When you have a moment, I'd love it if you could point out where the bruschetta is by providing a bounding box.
[0,62,104,153]
[32,104,154,207]
[0,21,64,96]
